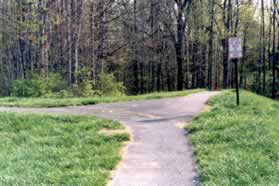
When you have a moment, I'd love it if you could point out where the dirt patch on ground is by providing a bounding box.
[99,127,130,137]
[202,105,213,112]
[176,122,189,128]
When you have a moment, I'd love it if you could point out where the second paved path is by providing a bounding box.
[0,91,220,186]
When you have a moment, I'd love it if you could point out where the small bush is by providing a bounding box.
[10,73,69,98]
[98,73,126,96]
[11,79,41,97]
[9,72,126,98]
[80,80,95,97]
[55,90,74,98]
[79,80,102,97]
[39,73,68,96]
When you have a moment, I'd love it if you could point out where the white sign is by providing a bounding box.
[229,37,243,59]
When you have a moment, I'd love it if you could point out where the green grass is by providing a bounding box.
[0,112,129,185]
[0,89,203,108]
[186,91,279,185]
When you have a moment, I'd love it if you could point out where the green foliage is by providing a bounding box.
[11,79,41,97]
[0,76,11,96]
[9,72,127,98]
[0,112,129,185]
[250,71,279,97]
[54,89,74,98]
[73,80,102,98]
[75,67,92,82]
[39,73,68,96]
[98,73,126,96]
[80,80,97,97]
[186,91,279,185]
[73,67,102,97]
[10,73,70,98]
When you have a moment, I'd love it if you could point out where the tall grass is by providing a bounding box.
[186,91,279,185]
[0,112,129,185]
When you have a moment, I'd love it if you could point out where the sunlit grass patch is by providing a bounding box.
[0,112,129,185]
[186,91,279,185]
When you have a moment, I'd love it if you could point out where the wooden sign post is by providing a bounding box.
[229,37,243,106]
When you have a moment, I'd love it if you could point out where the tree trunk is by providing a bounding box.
[261,0,266,93]
[272,0,277,98]
[176,9,184,90]
[208,0,215,90]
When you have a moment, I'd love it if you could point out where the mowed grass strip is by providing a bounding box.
[0,112,129,186]
[0,89,203,108]
[186,91,279,185]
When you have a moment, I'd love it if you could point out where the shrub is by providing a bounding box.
[11,79,41,97]
[98,73,126,96]
[55,90,74,98]
[10,73,126,98]
[39,73,68,96]
[10,73,69,98]
[72,80,102,97]
[78,80,96,97]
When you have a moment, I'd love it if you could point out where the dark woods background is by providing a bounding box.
[0,0,278,98]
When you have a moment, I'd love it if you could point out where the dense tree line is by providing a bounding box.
[0,0,278,97]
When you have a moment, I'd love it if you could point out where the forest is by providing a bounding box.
[0,0,278,98]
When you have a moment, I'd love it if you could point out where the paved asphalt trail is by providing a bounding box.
[0,91,219,186]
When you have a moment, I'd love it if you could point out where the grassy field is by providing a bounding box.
[186,91,279,185]
[0,89,203,108]
[0,112,129,185]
